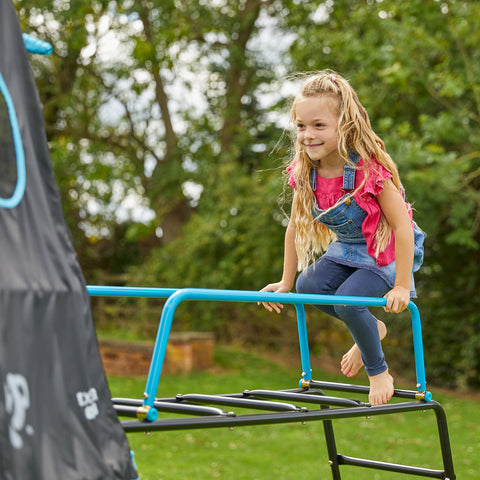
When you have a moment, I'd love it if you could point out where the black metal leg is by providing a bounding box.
[321,406,342,480]
[433,403,456,480]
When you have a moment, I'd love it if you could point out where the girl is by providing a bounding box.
[260,70,425,406]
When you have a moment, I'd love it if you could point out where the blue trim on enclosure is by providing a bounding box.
[87,286,429,418]
[0,72,26,209]
[22,33,53,55]
[129,450,140,480]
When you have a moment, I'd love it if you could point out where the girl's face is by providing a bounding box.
[295,95,340,165]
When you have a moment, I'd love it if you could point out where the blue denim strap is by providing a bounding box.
[343,151,360,191]
[310,167,317,191]
[342,165,356,190]
[310,152,360,192]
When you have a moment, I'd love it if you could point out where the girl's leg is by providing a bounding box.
[296,261,393,404]
[297,260,387,375]
[295,258,356,317]
[341,320,386,377]
[334,269,393,405]
[334,269,389,377]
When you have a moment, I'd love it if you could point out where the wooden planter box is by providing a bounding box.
[99,332,215,377]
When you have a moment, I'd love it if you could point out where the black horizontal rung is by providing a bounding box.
[114,405,140,418]
[176,393,301,412]
[113,397,143,406]
[307,380,420,400]
[154,402,228,416]
[244,389,364,408]
[113,397,228,416]
[338,454,447,479]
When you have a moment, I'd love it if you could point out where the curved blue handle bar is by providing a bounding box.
[86,286,428,410]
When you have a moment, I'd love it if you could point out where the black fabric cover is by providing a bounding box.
[0,1,138,478]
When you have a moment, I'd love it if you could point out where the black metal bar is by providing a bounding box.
[175,393,302,412]
[337,454,446,478]
[114,405,140,418]
[244,389,364,408]
[306,379,423,401]
[122,399,439,432]
[113,397,229,416]
[113,397,144,406]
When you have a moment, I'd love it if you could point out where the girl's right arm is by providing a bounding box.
[260,194,299,313]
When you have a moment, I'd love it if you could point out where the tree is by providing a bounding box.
[15,0,299,276]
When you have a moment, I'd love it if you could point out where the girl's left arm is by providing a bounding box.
[377,180,415,313]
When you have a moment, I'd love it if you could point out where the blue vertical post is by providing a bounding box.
[295,303,312,381]
[142,295,179,408]
[408,301,427,393]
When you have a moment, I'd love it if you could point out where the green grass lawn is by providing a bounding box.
[108,347,479,480]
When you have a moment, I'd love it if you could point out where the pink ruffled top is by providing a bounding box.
[288,158,412,266]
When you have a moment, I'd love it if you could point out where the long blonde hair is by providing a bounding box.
[288,70,402,270]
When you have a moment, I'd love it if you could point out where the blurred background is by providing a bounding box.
[14,0,480,391]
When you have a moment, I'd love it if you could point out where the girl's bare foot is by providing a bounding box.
[341,344,363,377]
[340,320,387,378]
[368,370,394,406]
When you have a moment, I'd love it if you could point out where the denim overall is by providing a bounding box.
[296,154,425,376]
[309,152,425,293]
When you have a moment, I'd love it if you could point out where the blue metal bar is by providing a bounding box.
[86,286,428,409]
[136,288,427,409]
[294,303,312,381]
[86,285,177,298]
[408,302,428,394]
